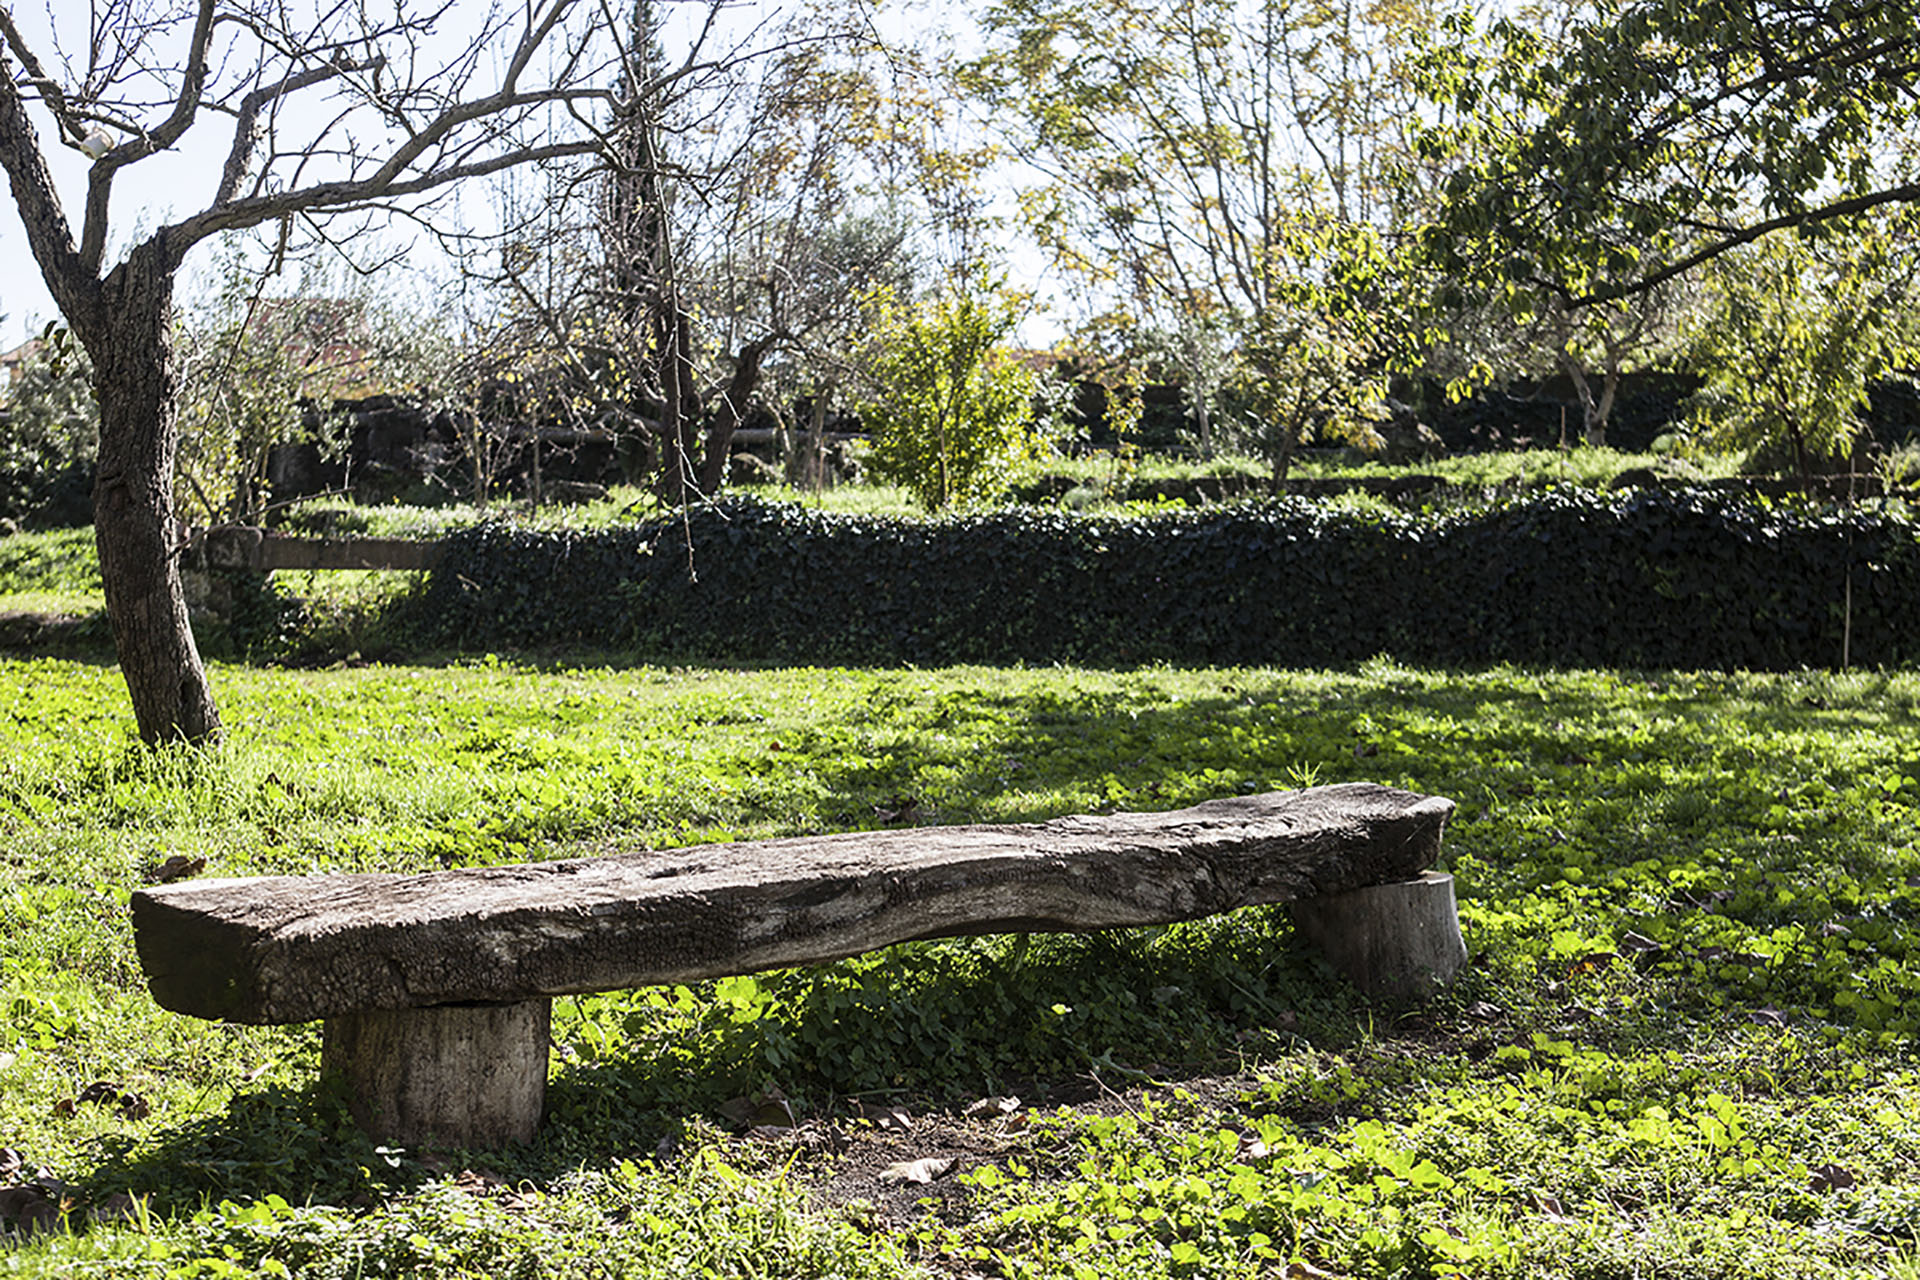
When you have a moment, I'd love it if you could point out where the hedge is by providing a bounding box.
[416,490,1920,670]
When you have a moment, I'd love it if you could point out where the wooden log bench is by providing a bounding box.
[130,783,1463,1149]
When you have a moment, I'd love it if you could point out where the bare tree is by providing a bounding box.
[0,0,629,742]
[461,3,922,504]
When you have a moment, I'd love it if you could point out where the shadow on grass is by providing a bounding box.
[83,915,1403,1215]
[77,897,1870,1221]
[0,606,116,662]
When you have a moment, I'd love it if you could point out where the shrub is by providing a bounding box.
[855,274,1043,511]
[417,490,1920,671]
[0,330,97,527]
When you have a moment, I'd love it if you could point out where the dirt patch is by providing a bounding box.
[784,1068,1276,1228]
[814,1111,1018,1227]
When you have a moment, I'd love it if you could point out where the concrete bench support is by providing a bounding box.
[132,783,1461,1148]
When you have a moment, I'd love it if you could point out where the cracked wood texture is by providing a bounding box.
[133,783,1453,1025]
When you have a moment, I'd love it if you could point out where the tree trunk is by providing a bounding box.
[802,388,830,491]
[1587,373,1616,449]
[1271,423,1297,489]
[1557,347,1614,448]
[1592,337,1624,449]
[698,336,775,496]
[652,300,701,504]
[89,242,221,745]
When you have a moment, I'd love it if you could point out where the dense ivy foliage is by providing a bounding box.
[420,491,1920,670]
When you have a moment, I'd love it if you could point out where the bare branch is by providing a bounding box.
[169,137,608,254]
[0,4,93,149]
[1570,179,1920,306]
[213,54,386,208]
[142,0,219,154]
[0,46,95,329]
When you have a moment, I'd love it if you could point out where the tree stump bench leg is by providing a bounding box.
[1289,870,1468,998]
[322,1000,551,1147]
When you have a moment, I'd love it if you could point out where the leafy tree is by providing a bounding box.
[1404,4,1698,443]
[1681,218,1920,477]
[856,274,1043,511]
[1415,271,1692,447]
[965,0,1429,476]
[1415,1,1920,459]
[1415,0,1920,309]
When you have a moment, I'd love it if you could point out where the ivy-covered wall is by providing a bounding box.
[418,492,1920,670]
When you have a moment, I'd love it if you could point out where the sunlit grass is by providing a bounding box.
[1,660,1916,1276]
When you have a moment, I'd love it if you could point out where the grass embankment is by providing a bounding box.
[266,447,1715,532]
[0,446,1750,666]
[0,661,1916,1276]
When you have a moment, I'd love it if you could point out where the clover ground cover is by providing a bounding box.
[0,660,1916,1276]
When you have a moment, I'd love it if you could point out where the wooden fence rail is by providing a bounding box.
[199,527,446,572]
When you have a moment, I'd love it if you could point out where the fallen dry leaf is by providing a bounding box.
[962,1095,1021,1120]
[1809,1163,1858,1193]
[1748,1007,1789,1029]
[1570,952,1622,977]
[64,1082,151,1122]
[146,854,207,885]
[877,1155,956,1185]
[853,1100,913,1133]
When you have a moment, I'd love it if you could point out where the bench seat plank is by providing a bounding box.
[132,782,1452,1025]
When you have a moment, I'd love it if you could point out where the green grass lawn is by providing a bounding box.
[1,659,1917,1276]
[260,445,1721,535]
